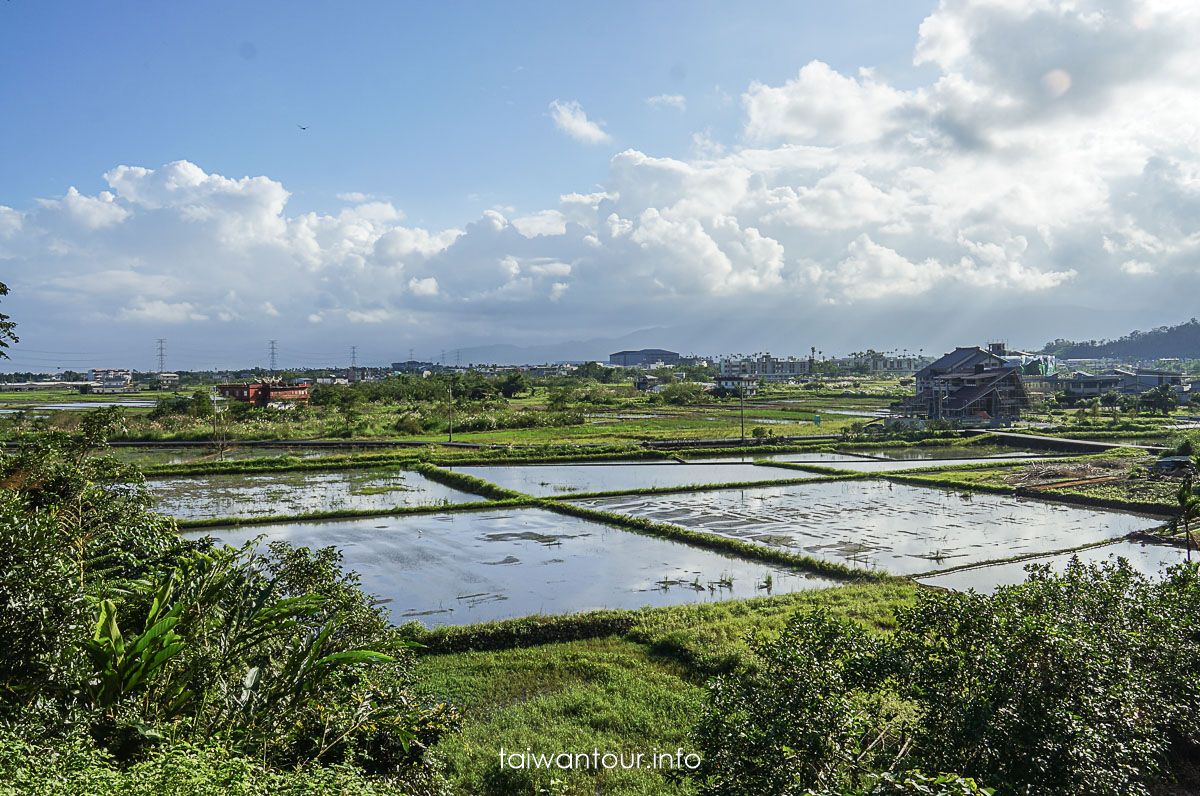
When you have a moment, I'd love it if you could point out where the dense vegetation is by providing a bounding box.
[1042,318,1200,363]
[0,413,456,793]
[689,558,1200,796]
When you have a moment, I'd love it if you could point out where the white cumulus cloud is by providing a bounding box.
[549,99,612,145]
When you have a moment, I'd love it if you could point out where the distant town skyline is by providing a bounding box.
[3,1,1199,371]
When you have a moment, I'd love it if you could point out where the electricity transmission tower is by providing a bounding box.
[268,340,278,373]
[156,338,166,373]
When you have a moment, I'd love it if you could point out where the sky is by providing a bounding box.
[1,0,1198,371]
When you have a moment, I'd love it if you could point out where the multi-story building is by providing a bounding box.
[85,368,134,394]
[906,345,1030,423]
[216,381,310,407]
[609,349,680,367]
[719,353,810,382]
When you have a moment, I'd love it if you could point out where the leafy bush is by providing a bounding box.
[0,411,455,789]
[689,559,1200,796]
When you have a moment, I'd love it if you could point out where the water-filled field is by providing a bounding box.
[685,446,1048,472]
[187,509,839,626]
[568,480,1158,575]
[150,468,478,518]
[450,461,819,497]
[916,540,1188,592]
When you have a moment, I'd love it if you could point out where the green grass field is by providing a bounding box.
[413,581,916,796]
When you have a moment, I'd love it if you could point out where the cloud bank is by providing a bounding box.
[3,0,1200,365]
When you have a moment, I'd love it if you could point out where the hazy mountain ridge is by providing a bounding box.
[1042,318,1200,360]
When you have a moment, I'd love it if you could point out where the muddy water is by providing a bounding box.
[451,461,820,497]
[569,480,1159,575]
[150,468,478,518]
[186,509,839,626]
[916,540,1188,592]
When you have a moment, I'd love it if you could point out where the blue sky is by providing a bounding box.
[2,0,1198,370]
[2,1,934,227]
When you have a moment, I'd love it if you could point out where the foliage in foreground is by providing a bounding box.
[689,558,1200,796]
[0,411,454,792]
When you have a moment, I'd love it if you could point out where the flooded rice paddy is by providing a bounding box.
[450,461,820,497]
[187,509,838,626]
[685,446,1047,472]
[567,480,1159,575]
[150,468,478,519]
[916,540,1189,593]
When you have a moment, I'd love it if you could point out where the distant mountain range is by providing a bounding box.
[1041,318,1200,360]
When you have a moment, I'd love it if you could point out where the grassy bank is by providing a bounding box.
[411,581,918,796]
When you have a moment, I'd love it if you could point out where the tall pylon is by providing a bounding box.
[351,345,358,369]
[268,340,278,373]
[156,338,166,373]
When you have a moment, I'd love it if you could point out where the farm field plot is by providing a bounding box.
[110,444,377,466]
[685,447,1047,471]
[450,460,820,497]
[569,480,1159,575]
[150,468,478,518]
[186,509,839,625]
[917,540,1187,592]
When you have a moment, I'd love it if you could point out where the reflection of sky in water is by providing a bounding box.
[917,541,1189,593]
[151,469,477,518]
[185,509,839,626]
[571,481,1159,575]
[452,461,819,497]
[687,448,1048,472]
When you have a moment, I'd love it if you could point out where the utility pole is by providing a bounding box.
[268,340,278,374]
[740,379,745,444]
[156,338,166,373]
[447,384,454,442]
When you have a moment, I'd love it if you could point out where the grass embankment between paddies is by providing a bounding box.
[404,580,916,661]
[907,536,1156,580]
[752,460,871,477]
[173,497,534,530]
[536,497,894,583]
[411,462,529,501]
[883,472,1018,496]
[409,582,918,796]
[143,452,422,477]
[1021,483,1179,518]
[138,443,663,478]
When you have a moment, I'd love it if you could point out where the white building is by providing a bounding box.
[719,353,810,382]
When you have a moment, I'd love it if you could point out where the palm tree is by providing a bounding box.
[1177,476,1200,562]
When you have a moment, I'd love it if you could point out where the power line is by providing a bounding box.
[156,339,166,373]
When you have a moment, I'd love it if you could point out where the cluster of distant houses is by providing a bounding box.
[3,344,1196,426]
